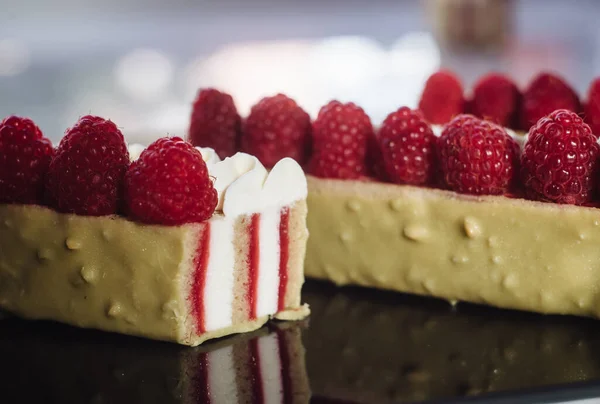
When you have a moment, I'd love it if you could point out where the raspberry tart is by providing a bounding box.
[189,71,600,319]
[0,115,309,346]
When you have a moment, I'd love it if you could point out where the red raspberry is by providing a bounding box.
[584,77,600,137]
[520,72,581,131]
[241,94,311,168]
[521,109,599,205]
[45,115,129,216]
[438,114,519,195]
[308,101,373,179]
[188,88,241,159]
[378,107,436,185]
[0,116,54,204]
[472,73,521,128]
[125,137,217,225]
[418,70,465,125]
[366,131,387,181]
[464,97,474,115]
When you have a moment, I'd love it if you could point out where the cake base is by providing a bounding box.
[306,175,600,318]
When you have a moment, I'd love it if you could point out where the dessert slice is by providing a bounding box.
[0,116,309,345]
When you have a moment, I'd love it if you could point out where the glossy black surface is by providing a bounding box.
[304,281,600,403]
[2,280,600,403]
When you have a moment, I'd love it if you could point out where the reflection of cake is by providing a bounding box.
[0,115,309,346]
[305,177,600,318]
[0,317,310,403]
[187,71,600,319]
[182,322,310,404]
[303,282,600,403]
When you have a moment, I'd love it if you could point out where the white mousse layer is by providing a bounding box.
[256,208,281,318]
[203,216,235,331]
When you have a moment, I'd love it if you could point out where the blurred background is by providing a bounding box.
[0,0,598,144]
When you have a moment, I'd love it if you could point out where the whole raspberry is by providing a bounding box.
[188,88,241,159]
[520,72,581,131]
[0,116,54,204]
[438,114,519,195]
[378,107,437,185]
[45,115,129,216]
[241,94,311,168]
[472,73,521,128]
[308,101,373,179]
[125,137,217,225]
[584,77,600,137]
[521,109,599,205]
[418,70,465,125]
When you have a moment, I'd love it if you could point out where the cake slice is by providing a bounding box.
[0,197,307,346]
[0,116,309,345]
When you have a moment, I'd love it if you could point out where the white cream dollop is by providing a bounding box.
[208,153,268,212]
[196,147,222,165]
[208,153,307,217]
